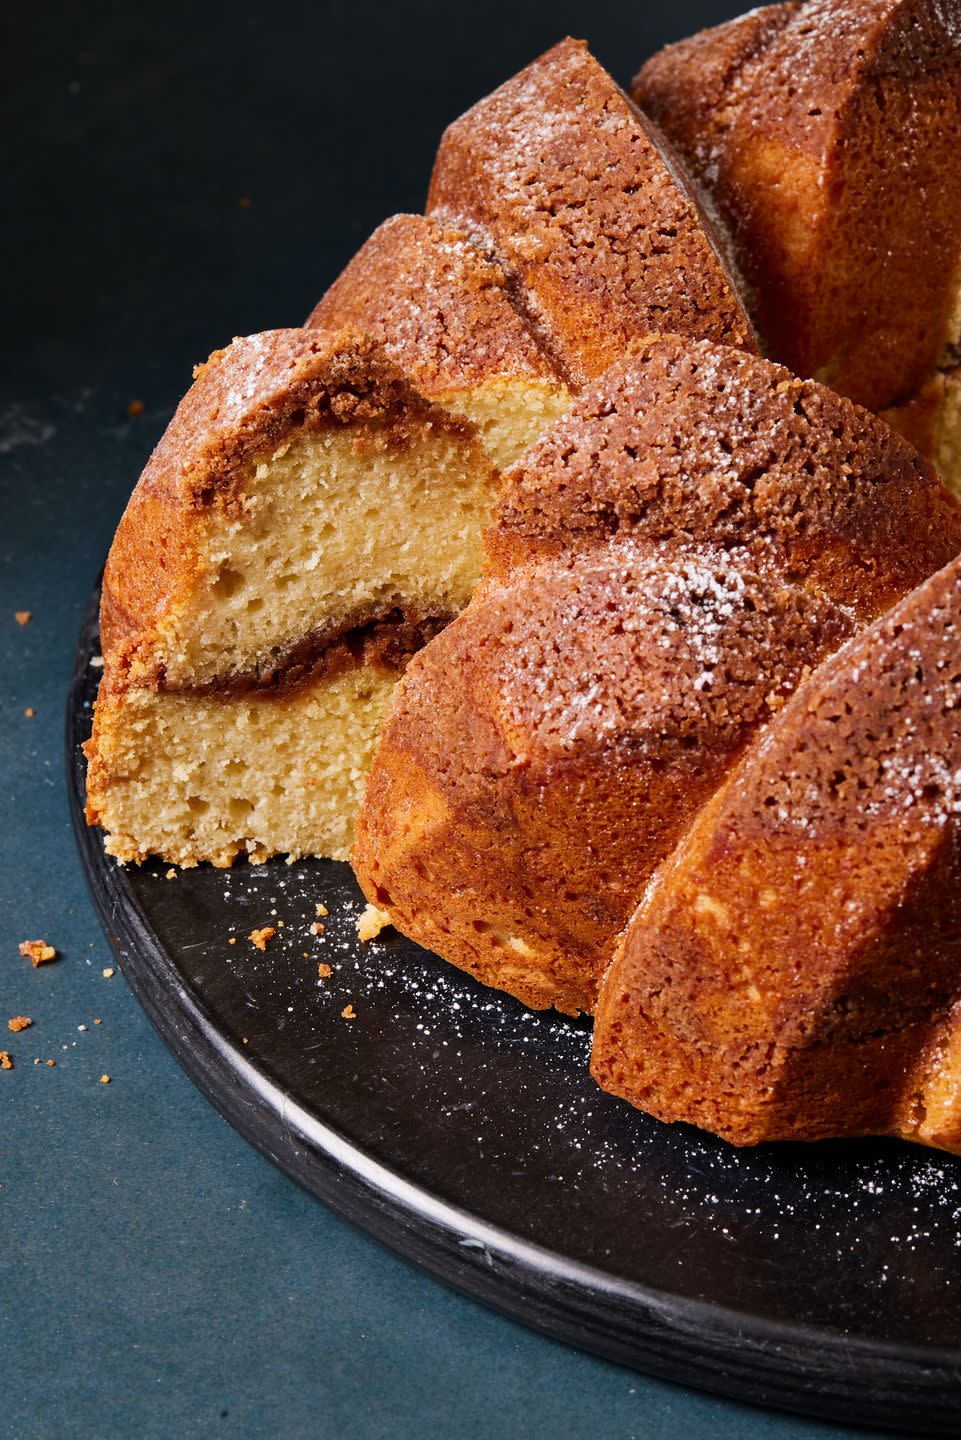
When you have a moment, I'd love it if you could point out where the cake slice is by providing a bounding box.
[427,37,757,386]
[633,0,961,488]
[352,338,961,1014]
[307,214,571,469]
[85,327,502,865]
[592,550,961,1152]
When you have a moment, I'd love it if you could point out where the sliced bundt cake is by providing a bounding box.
[427,37,757,385]
[87,38,764,871]
[632,0,961,488]
[307,214,571,469]
[85,327,504,865]
[352,337,961,1014]
[592,550,961,1152]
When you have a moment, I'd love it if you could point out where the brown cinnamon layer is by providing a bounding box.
[174,606,456,701]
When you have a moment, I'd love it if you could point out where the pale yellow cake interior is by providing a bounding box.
[90,373,575,867]
[933,269,961,497]
[156,419,499,689]
[437,376,570,472]
[91,668,398,866]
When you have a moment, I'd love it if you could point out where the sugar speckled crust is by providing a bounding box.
[487,335,961,621]
[427,38,757,387]
[592,552,961,1151]
[99,327,472,679]
[353,540,854,1015]
[633,0,961,412]
[353,336,961,1018]
[306,214,562,398]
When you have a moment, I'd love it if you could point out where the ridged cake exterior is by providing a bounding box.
[352,337,961,1017]
[633,0,961,485]
[592,551,961,1151]
[428,37,757,385]
[307,213,571,470]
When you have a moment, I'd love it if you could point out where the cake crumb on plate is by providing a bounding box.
[19,939,57,965]
[357,904,391,942]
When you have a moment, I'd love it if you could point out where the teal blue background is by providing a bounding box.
[1,2,925,1435]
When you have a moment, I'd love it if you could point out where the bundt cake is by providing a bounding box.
[591,548,961,1151]
[351,336,961,1017]
[85,327,503,865]
[427,37,757,385]
[87,40,759,869]
[85,20,961,1157]
[632,0,961,489]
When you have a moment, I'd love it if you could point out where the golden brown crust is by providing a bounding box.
[592,551,961,1151]
[353,335,961,1017]
[353,540,854,1015]
[427,38,757,386]
[487,335,961,621]
[306,214,561,398]
[100,327,471,676]
[633,0,961,411]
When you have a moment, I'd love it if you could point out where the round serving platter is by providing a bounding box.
[69,582,961,1433]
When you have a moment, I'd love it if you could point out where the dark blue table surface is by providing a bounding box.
[1,3,928,1435]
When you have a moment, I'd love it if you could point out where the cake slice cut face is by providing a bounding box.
[427,38,757,387]
[352,338,961,1014]
[307,214,571,470]
[85,328,501,865]
[592,552,961,1152]
[633,0,961,489]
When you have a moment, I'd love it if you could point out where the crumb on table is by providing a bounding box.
[356,904,391,943]
[0,1052,12,1070]
[24,708,35,718]
[19,939,57,966]
[317,963,332,980]
[315,903,328,918]
[14,611,31,626]
[248,927,276,952]
[7,1016,32,1033]
[165,868,177,880]
[100,1074,111,1084]
[310,921,325,935]
[341,1003,356,1021]
[126,400,145,417]
[102,967,114,979]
